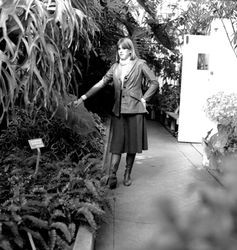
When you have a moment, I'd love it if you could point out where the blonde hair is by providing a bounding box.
[115,37,137,62]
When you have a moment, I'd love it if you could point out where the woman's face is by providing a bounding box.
[118,45,131,60]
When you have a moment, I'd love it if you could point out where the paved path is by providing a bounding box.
[95,120,220,250]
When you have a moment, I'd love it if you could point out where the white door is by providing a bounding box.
[178,34,214,143]
[178,20,237,143]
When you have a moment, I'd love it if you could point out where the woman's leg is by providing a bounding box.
[108,153,121,189]
[123,153,136,186]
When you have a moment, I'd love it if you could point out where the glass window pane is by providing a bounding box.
[197,53,209,70]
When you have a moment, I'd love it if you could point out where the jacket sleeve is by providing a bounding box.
[141,61,159,102]
[84,64,115,98]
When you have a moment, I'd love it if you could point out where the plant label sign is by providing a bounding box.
[28,138,45,149]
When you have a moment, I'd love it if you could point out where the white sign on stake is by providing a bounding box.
[28,138,45,149]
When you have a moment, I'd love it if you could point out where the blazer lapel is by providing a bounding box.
[124,58,138,80]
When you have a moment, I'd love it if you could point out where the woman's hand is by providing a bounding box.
[141,98,146,109]
[67,97,83,108]
[67,95,87,108]
[73,97,84,107]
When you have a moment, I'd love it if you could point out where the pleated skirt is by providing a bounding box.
[109,114,148,154]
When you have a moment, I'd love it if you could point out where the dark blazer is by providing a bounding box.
[85,58,159,117]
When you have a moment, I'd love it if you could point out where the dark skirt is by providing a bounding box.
[109,114,148,154]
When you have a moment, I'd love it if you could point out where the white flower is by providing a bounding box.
[205,91,237,127]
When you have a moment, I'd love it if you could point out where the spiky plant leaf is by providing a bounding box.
[0,0,100,124]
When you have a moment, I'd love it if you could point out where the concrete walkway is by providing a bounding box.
[95,120,220,250]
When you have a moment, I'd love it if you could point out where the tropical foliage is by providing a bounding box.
[0,106,110,249]
[2,0,237,249]
[179,0,237,53]
[2,0,237,124]
[0,0,100,125]
[157,83,180,112]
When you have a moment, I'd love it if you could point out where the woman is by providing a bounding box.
[73,37,159,189]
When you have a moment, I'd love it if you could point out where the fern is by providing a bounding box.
[22,155,37,168]
[75,202,105,216]
[76,207,97,231]
[55,235,71,250]
[2,221,23,248]
[22,215,49,230]
[68,223,76,240]
[84,179,101,200]
[21,227,49,250]
[51,209,66,221]
[50,222,71,243]
[2,154,23,164]
[0,106,109,247]
[22,200,48,210]
[20,205,41,215]
[0,239,13,250]
[67,188,84,197]
[48,229,57,250]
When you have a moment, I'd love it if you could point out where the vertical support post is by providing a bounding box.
[34,148,41,177]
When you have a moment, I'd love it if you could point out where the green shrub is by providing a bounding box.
[157,83,180,112]
[0,107,110,249]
